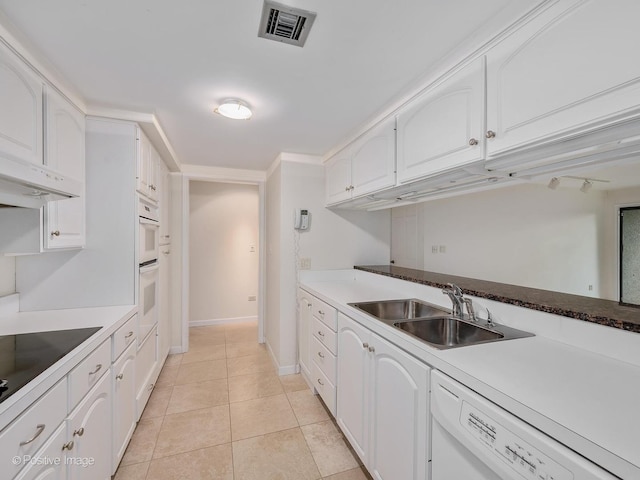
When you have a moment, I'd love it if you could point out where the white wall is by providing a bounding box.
[0,256,15,296]
[392,183,640,300]
[189,181,259,323]
[266,158,390,373]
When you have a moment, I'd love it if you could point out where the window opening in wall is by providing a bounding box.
[619,206,640,306]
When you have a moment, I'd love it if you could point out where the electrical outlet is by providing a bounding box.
[300,258,311,270]
[248,295,257,301]
[249,245,256,253]
[432,245,438,254]
[439,245,446,254]
[588,285,593,291]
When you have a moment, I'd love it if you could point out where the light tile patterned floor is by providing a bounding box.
[114,321,371,480]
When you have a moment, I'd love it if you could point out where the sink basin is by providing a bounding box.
[349,299,450,321]
[393,316,503,348]
[393,316,533,349]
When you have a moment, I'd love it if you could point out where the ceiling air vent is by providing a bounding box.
[258,1,317,47]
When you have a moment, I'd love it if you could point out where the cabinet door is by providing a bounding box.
[158,246,171,361]
[336,314,369,462]
[13,423,67,480]
[368,334,429,480]
[325,150,352,205]
[486,0,640,158]
[351,117,396,197]
[148,147,160,201]
[136,130,150,196]
[0,42,43,166]
[67,372,111,480]
[397,57,485,183]
[43,87,85,250]
[158,161,171,245]
[112,342,136,473]
[297,290,313,381]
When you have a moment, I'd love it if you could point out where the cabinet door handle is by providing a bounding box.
[20,424,46,446]
[51,230,61,237]
[317,378,324,386]
[486,130,496,139]
[88,364,102,375]
[73,427,84,437]
[468,138,478,146]
[62,441,74,451]
[148,383,155,391]
[317,331,324,337]
[362,342,369,349]
[317,351,324,359]
[116,373,124,380]
[163,250,170,255]
[318,310,324,316]
[368,346,376,353]
[125,331,134,339]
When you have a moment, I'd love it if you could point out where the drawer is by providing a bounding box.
[13,422,66,480]
[312,317,337,355]
[112,313,137,361]
[312,361,336,416]
[311,335,336,385]
[68,338,111,410]
[312,296,337,331]
[0,378,67,479]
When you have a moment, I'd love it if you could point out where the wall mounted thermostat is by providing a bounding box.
[294,209,310,230]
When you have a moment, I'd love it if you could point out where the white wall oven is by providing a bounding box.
[138,197,159,343]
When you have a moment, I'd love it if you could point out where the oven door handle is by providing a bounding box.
[139,262,159,274]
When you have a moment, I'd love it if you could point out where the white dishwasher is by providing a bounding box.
[430,370,617,480]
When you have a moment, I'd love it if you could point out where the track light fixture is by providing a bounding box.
[580,179,593,193]
[547,177,560,190]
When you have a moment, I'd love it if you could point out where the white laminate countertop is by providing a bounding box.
[300,270,640,480]
[0,303,138,431]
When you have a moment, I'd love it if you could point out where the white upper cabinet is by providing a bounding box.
[396,57,485,183]
[136,130,161,203]
[43,86,86,250]
[158,160,170,245]
[485,0,640,159]
[325,117,396,206]
[0,41,43,166]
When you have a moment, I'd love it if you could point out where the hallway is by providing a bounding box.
[114,321,370,480]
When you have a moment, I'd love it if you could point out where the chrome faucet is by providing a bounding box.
[462,297,477,322]
[442,283,464,318]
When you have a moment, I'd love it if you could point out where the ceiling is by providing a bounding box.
[0,0,540,171]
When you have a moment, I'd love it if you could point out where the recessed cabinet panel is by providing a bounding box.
[397,57,485,183]
[297,290,313,381]
[350,117,396,196]
[486,0,640,157]
[0,42,43,166]
[325,151,352,205]
[43,87,86,250]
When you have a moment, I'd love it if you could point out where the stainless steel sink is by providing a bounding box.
[349,299,450,321]
[348,298,533,349]
[392,316,533,349]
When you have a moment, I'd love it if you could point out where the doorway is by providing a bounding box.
[619,206,640,305]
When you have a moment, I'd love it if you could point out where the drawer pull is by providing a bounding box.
[317,351,325,359]
[362,342,369,349]
[73,427,84,437]
[317,331,324,337]
[318,310,324,316]
[88,364,102,375]
[116,373,124,380]
[125,331,134,339]
[368,346,375,353]
[62,441,74,451]
[317,378,324,386]
[20,424,45,446]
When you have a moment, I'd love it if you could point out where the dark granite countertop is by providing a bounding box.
[354,265,640,334]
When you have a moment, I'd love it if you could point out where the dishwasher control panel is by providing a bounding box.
[461,401,573,480]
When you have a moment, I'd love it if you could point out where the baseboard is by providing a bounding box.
[168,345,184,355]
[264,339,299,376]
[189,316,257,327]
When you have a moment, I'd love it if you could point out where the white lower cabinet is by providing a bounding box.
[297,289,313,382]
[337,313,430,480]
[135,326,158,421]
[65,371,111,480]
[112,341,136,471]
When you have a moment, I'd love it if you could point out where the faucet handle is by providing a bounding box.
[447,283,463,296]
[462,298,476,322]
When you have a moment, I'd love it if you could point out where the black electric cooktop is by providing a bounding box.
[0,326,101,404]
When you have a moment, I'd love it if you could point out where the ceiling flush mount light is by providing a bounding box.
[547,177,560,189]
[214,100,252,120]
